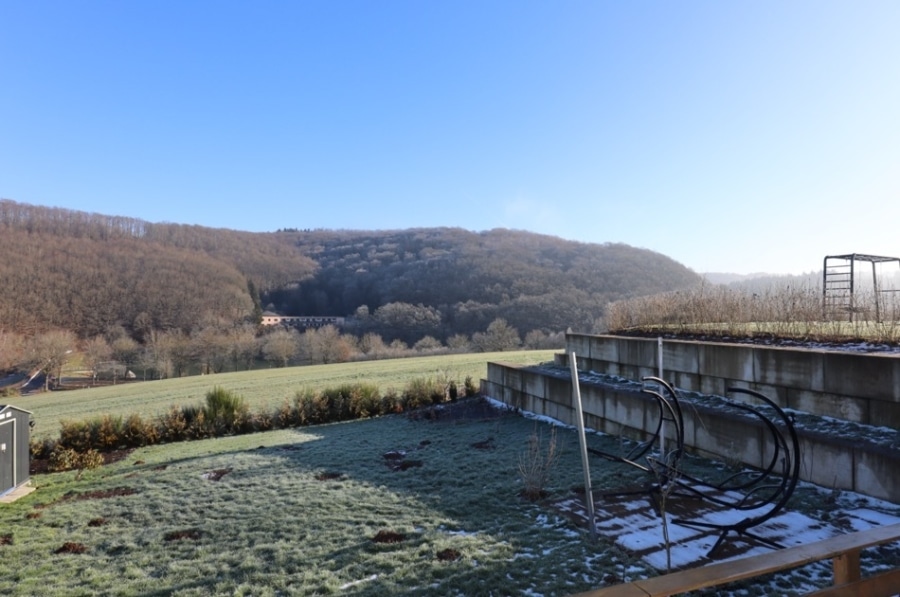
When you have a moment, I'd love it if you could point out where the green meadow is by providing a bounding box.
[20,351,557,442]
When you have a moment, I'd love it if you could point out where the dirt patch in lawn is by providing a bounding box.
[408,396,511,423]
[315,471,344,481]
[372,530,405,544]
[55,542,87,554]
[164,529,202,542]
[201,468,232,481]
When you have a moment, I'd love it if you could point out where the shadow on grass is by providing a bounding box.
[16,399,650,596]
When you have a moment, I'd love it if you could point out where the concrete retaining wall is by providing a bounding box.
[570,334,900,429]
[483,340,900,502]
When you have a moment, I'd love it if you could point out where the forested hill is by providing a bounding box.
[265,228,702,339]
[0,200,316,337]
[0,200,701,341]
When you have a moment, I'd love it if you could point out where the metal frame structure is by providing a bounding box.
[591,379,800,557]
[823,253,900,322]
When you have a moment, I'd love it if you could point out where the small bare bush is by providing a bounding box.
[517,426,560,501]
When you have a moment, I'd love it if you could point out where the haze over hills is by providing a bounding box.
[0,200,702,343]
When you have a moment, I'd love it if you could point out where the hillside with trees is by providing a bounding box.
[266,227,702,343]
[0,200,703,378]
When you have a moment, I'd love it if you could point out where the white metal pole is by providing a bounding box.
[569,352,597,541]
[658,337,665,457]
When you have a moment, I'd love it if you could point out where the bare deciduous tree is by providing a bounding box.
[82,335,112,385]
[25,329,76,390]
[262,329,298,368]
[0,330,25,372]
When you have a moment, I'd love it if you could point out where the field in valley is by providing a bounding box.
[21,350,558,442]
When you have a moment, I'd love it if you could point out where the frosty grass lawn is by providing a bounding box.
[3,352,899,596]
[3,405,656,596]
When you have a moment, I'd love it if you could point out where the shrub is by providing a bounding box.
[203,387,249,434]
[252,411,273,432]
[158,406,188,442]
[48,446,104,474]
[58,420,93,452]
[275,399,296,428]
[94,415,125,450]
[381,389,403,414]
[186,410,210,440]
[0,386,20,398]
[403,376,447,410]
[30,438,56,460]
[123,413,157,447]
[346,383,381,418]
[464,375,478,397]
[295,388,329,425]
[180,404,203,429]
[320,386,353,421]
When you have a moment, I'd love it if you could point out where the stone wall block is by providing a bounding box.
[523,372,547,401]
[662,339,700,374]
[790,390,867,424]
[693,415,764,469]
[617,336,658,368]
[699,376,727,398]
[755,347,825,392]
[822,352,895,401]
[547,376,572,409]
[854,448,900,503]
[699,343,755,382]
[588,335,619,362]
[798,436,855,492]
[607,390,650,433]
[580,385,606,420]
[565,334,593,361]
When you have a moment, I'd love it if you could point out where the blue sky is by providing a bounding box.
[2,1,898,275]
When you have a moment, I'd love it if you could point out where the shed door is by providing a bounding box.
[0,420,13,492]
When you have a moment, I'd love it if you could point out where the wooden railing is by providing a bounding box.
[571,522,900,597]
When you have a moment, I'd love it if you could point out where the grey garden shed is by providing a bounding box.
[0,405,32,496]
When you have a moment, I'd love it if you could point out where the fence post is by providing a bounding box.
[570,352,596,541]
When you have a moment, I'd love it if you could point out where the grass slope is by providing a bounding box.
[19,351,557,441]
[1,405,652,596]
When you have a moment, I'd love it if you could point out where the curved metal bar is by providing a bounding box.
[725,387,801,530]
[673,386,801,555]
[588,383,668,467]
[587,375,801,557]
[591,377,685,497]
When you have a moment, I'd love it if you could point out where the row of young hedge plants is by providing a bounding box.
[31,375,479,469]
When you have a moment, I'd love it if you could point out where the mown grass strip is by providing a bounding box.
[21,350,556,440]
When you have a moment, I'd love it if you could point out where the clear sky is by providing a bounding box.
[2,1,898,275]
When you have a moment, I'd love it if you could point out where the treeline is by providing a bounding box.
[266,227,702,342]
[0,320,562,395]
[0,201,702,370]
